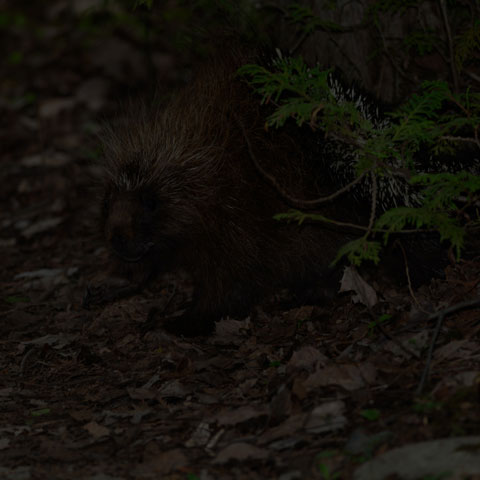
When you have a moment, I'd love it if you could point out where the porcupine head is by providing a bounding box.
[99,105,210,287]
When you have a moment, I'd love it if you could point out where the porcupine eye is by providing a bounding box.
[102,189,112,216]
[140,191,157,213]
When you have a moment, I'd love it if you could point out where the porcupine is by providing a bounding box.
[92,50,479,335]
[92,50,357,336]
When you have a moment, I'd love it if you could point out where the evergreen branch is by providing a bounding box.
[239,48,480,266]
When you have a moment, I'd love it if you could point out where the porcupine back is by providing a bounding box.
[314,73,480,283]
[100,49,350,332]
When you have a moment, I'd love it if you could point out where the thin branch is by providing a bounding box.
[439,0,459,93]
[395,239,425,312]
[367,170,377,235]
[416,311,445,395]
[376,23,415,84]
[297,214,436,234]
[465,69,480,84]
[441,135,480,147]
[377,323,421,360]
[237,117,370,209]
[290,30,310,55]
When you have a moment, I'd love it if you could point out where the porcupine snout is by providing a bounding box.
[104,192,155,263]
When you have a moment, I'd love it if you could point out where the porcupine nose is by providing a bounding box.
[110,229,130,256]
[105,194,141,259]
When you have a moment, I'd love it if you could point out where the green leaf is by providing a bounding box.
[4,296,30,304]
[31,408,51,417]
[389,81,451,145]
[360,409,380,421]
[134,0,153,8]
[368,314,391,335]
[403,30,437,55]
[455,20,480,72]
[186,474,201,480]
[413,398,443,413]
[8,51,23,64]
[333,238,382,266]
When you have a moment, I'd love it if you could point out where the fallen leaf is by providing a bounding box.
[213,442,269,464]
[0,466,31,480]
[157,379,191,399]
[38,98,76,118]
[87,474,125,480]
[69,409,94,422]
[291,377,307,400]
[383,331,429,359]
[185,422,211,448]
[434,340,480,362]
[131,409,152,425]
[305,401,347,434]
[83,421,109,438]
[213,317,250,345]
[346,428,393,457]
[0,438,10,450]
[340,266,378,308]
[354,436,480,480]
[269,384,292,420]
[258,414,307,445]
[24,334,77,350]
[214,405,267,427]
[127,387,155,401]
[20,217,64,238]
[20,152,70,167]
[287,346,328,372]
[75,77,109,111]
[305,363,377,391]
[72,0,105,14]
[15,268,63,280]
[269,436,304,450]
[135,449,188,476]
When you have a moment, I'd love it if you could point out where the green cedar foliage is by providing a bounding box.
[238,55,480,266]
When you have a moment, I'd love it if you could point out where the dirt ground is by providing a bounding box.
[1,2,480,479]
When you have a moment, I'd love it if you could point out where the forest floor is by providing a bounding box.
[1,2,480,479]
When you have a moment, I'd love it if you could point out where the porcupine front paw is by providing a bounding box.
[162,311,216,337]
[82,277,140,308]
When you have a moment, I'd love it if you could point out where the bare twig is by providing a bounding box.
[290,30,310,56]
[325,36,365,82]
[367,170,377,235]
[441,135,480,147]
[439,0,459,93]
[20,347,38,376]
[395,240,425,312]
[416,297,480,394]
[376,23,415,84]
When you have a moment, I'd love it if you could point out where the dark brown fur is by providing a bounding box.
[100,51,349,335]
